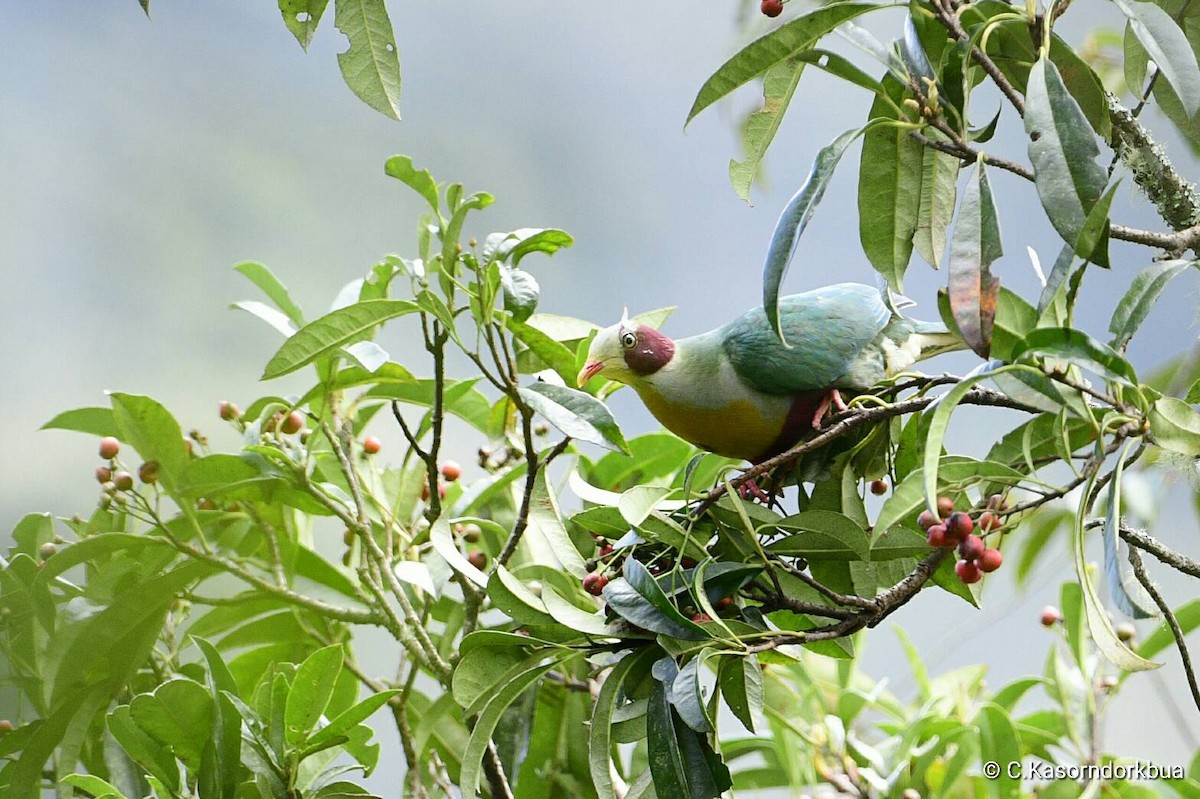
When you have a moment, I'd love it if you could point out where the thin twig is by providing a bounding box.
[1128,546,1200,715]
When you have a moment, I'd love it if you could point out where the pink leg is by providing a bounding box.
[738,479,770,503]
[810,388,849,429]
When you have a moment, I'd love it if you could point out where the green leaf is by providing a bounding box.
[767,510,870,561]
[198,692,240,799]
[730,56,806,202]
[235,261,306,326]
[452,646,529,709]
[519,382,629,453]
[1103,443,1157,619]
[1073,180,1117,268]
[1073,472,1160,672]
[107,705,180,793]
[646,677,731,799]
[40,407,120,438]
[859,77,923,292]
[603,559,708,640]
[976,703,1021,799]
[431,517,490,588]
[687,3,879,124]
[1012,327,1139,386]
[333,0,401,120]
[591,649,656,799]
[262,299,418,379]
[671,653,715,733]
[61,774,126,799]
[528,469,588,578]
[947,162,1002,358]
[278,0,330,50]
[1149,396,1200,456]
[383,155,438,211]
[1139,599,1200,659]
[110,392,192,498]
[510,318,576,384]
[232,300,297,337]
[1109,260,1194,349]
[509,228,574,265]
[128,680,213,771]
[763,126,864,342]
[285,645,344,744]
[458,660,556,799]
[718,654,764,733]
[1024,57,1108,252]
[913,136,960,269]
[1114,0,1200,117]
[500,266,539,322]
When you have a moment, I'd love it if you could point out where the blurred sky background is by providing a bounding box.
[4,0,1200,793]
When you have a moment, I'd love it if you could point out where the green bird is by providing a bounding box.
[577,283,962,464]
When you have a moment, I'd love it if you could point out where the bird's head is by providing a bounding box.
[577,310,676,387]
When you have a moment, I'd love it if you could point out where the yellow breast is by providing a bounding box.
[634,384,783,462]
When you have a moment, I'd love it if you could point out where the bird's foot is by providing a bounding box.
[810,388,850,429]
[737,478,771,503]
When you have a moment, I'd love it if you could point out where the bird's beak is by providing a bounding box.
[577,361,605,387]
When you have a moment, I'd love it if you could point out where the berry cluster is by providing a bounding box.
[93,436,166,511]
[918,494,1007,584]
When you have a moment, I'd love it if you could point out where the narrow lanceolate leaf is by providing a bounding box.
[285,645,344,744]
[730,57,806,202]
[591,650,656,799]
[1113,0,1200,117]
[859,78,923,293]
[261,299,418,379]
[518,382,629,453]
[763,126,864,343]
[1025,57,1108,251]
[686,3,879,124]
[912,137,959,269]
[278,0,330,50]
[235,261,306,325]
[1103,442,1157,619]
[1109,260,1195,349]
[947,163,1002,358]
[1073,471,1160,671]
[334,0,402,120]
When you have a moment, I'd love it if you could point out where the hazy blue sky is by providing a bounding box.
[3,1,1200,792]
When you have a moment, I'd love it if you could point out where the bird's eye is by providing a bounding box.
[620,330,637,350]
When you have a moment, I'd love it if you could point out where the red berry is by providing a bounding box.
[987,493,1007,511]
[362,436,382,455]
[955,559,982,584]
[945,512,973,541]
[598,543,614,557]
[715,595,735,610]
[421,481,430,501]
[958,534,985,561]
[681,557,698,569]
[99,437,120,460]
[0,720,13,733]
[438,482,448,500]
[926,524,950,548]
[94,466,112,484]
[977,548,1003,573]
[870,479,888,496]
[113,471,134,492]
[462,523,482,543]
[760,0,784,17]
[936,496,955,518]
[38,542,58,561]
[280,411,304,435]
[138,461,160,484]
[583,572,609,596]
[917,509,938,531]
[440,461,462,482]
[197,498,217,511]
[691,612,713,623]
[467,551,487,570]
[978,511,1002,532]
[219,400,240,421]
[1040,605,1062,626]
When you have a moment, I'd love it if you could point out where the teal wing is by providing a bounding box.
[721,283,891,394]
